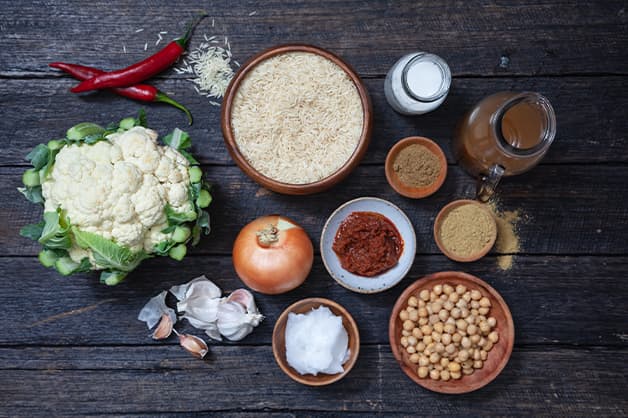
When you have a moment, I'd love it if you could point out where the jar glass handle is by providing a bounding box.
[477,164,505,202]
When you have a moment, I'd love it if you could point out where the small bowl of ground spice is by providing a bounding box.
[434,200,497,262]
[385,136,447,199]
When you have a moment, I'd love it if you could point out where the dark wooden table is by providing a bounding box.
[1,1,627,416]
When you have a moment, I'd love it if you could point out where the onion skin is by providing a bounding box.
[233,215,314,295]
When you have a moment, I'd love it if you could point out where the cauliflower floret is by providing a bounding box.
[41,126,195,261]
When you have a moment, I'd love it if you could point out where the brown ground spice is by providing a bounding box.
[393,144,441,187]
[486,201,522,270]
[439,203,497,258]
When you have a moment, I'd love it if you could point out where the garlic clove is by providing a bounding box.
[177,333,209,359]
[170,275,221,301]
[178,295,222,327]
[152,313,173,340]
[227,288,259,314]
[138,290,177,330]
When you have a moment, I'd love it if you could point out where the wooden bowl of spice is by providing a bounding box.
[434,200,497,262]
[385,136,447,199]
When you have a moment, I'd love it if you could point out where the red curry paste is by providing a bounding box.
[332,211,404,277]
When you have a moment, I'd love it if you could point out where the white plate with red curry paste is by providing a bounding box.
[321,197,416,293]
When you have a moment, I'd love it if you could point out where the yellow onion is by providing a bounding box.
[232,215,313,294]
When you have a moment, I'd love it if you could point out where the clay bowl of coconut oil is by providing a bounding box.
[272,297,360,386]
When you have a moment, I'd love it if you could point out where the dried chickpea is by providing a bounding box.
[470,301,480,310]
[420,325,432,335]
[440,294,448,302]
[452,333,462,343]
[418,299,426,307]
[470,309,479,317]
[416,342,426,352]
[470,335,481,344]
[455,284,467,295]
[407,336,418,346]
[419,289,430,301]
[403,320,414,331]
[465,315,476,325]
[429,369,440,380]
[429,292,437,302]
[462,368,474,375]
[412,328,423,339]
[478,337,486,347]
[458,349,469,361]
[480,350,488,361]
[473,360,483,369]
[487,317,497,327]
[443,284,454,295]
[410,353,420,363]
[432,301,442,312]
[438,309,449,322]
[456,319,467,331]
[440,357,450,367]
[440,370,451,381]
[451,371,462,380]
[462,292,471,302]
[461,337,471,349]
[479,321,491,335]
[478,307,490,316]
[418,355,430,367]
[479,297,491,308]
[488,331,499,343]
[408,296,419,307]
[444,323,456,334]
[429,315,440,325]
[445,343,457,355]
[408,310,419,322]
[461,308,470,318]
[433,284,443,295]
[473,349,481,361]
[484,341,493,352]
[433,322,444,334]
[402,330,411,337]
[426,342,436,354]
[423,335,433,345]
[451,307,462,319]
[448,292,460,303]
[448,361,461,372]
[399,310,410,321]
[418,307,428,318]
[470,289,482,300]
[418,366,429,378]
[446,317,456,325]
[401,336,409,347]
[441,333,452,345]
[432,332,442,343]
[429,352,440,364]
[435,343,445,353]
[418,318,428,326]
[467,324,478,335]
[406,346,416,354]
[434,364,443,371]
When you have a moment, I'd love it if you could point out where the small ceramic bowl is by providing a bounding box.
[272,298,360,386]
[389,271,514,394]
[221,44,373,195]
[320,197,416,294]
[385,136,448,199]
[433,199,497,262]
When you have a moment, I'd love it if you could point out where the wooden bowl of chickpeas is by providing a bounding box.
[388,271,514,394]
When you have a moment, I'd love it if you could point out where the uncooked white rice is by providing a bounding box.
[231,52,363,184]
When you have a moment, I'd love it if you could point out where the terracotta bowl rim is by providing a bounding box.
[433,199,497,262]
[385,136,448,199]
[388,271,515,394]
[221,43,373,195]
[272,297,360,386]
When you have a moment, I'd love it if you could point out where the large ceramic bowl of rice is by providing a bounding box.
[221,44,372,195]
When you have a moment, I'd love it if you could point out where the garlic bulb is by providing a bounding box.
[216,289,264,341]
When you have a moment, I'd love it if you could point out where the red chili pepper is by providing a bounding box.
[50,62,192,124]
[70,13,206,93]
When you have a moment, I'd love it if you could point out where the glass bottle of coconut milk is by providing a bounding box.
[384,52,451,115]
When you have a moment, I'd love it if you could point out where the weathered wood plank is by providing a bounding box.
[1,1,627,77]
[0,345,626,415]
[1,256,626,346]
[1,76,627,166]
[4,164,628,256]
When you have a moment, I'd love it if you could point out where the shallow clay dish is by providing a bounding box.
[272,298,360,386]
[221,44,373,195]
[320,197,416,294]
[434,199,497,262]
[385,136,448,198]
[389,271,514,394]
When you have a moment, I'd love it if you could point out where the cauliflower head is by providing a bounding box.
[19,116,212,285]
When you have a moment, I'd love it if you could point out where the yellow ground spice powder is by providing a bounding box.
[439,204,497,258]
[393,144,441,187]
[487,202,522,271]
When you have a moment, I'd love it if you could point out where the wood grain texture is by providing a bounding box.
[1,76,627,166]
[1,256,626,347]
[4,164,627,256]
[1,1,627,77]
[0,345,626,416]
